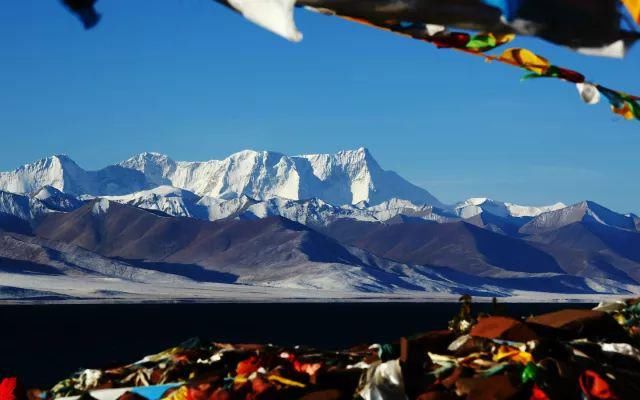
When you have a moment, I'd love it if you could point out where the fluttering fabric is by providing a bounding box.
[300,4,640,122]
[227,0,302,42]
[297,0,639,55]
[60,0,100,29]
[303,12,640,121]
[59,0,640,122]
[624,0,640,23]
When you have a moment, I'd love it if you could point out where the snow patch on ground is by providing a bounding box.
[92,198,111,215]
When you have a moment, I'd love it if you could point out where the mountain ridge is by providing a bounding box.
[32,199,507,294]
[1,149,442,207]
[1,149,638,300]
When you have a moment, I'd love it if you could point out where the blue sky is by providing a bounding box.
[1,0,639,213]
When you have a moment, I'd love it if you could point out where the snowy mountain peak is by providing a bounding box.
[121,152,173,165]
[51,153,73,162]
[311,147,380,174]
[505,201,566,218]
[234,149,278,158]
[580,200,637,230]
[0,190,36,221]
[455,198,509,219]
[102,185,199,201]
[462,197,490,206]
[0,155,77,195]
[337,146,373,160]
[370,198,427,211]
[32,185,84,212]
[2,148,439,206]
[33,185,63,201]
[520,200,637,234]
[119,152,176,186]
[113,148,440,206]
[454,197,566,219]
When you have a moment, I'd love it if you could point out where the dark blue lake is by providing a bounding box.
[0,302,594,388]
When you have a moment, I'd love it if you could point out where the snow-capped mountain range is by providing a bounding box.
[2,148,639,300]
[0,148,583,226]
[118,148,442,206]
[1,147,439,206]
[520,200,638,234]
[453,197,566,219]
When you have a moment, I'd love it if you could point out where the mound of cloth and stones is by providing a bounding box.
[5,298,640,399]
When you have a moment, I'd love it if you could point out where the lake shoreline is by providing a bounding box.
[0,302,596,388]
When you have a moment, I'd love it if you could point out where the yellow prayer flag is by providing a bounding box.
[499,48,550,75]
[623,0,640,23]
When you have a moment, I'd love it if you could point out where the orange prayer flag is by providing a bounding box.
[623,0,640,23]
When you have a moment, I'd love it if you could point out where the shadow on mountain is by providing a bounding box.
[464,212,529,237]
[0,285,72,300]
[469,223,564,274]
[323,220,565,275]
[525,222,640,283]
[360,266,426,292]
[408,267,510,297]
[298,230,367,266]
[586,255,638,284]
[427,265,628,295]
[0,213,33,235]
[0,256,63,275]
[112,258,238,284]
[585,222,640,263]
[384,215,437,225]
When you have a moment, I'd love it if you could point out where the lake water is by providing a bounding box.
[0,302,594,388]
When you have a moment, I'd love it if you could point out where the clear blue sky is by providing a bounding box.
[1,0,639,213]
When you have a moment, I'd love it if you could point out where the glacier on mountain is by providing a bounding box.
[0,191,44,222]
[97,188,451,227]
[454,197,566,219]
[0,188,78,223]
[121,148,442,206]
[0,149,586,232]
[0,155,150,196]
[0,148,441,207]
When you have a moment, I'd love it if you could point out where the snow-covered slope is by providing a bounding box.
[241,197,377,226]
[98,189,451,227]
[367,198,456,223]
[118,152,175,187]
[8,151,640,240]
[296,148,442,206]
[241,197,452,227]
[120,148,442,206]
[520,200,637,234]
[0,188,81,223]
[507,201,567,218]
[99,186,255,221]
[2,149,441,206]
[33,185,84,212]
[454,197,566,219]
[0,191,44,222]
[0,155,151,196]
[31,199,502,295]
[0,155,72,194]
[196,194,256,221]
[100,186,204,218]
[0,190,60,234]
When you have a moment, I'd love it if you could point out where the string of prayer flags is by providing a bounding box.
[57,0,640,121]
